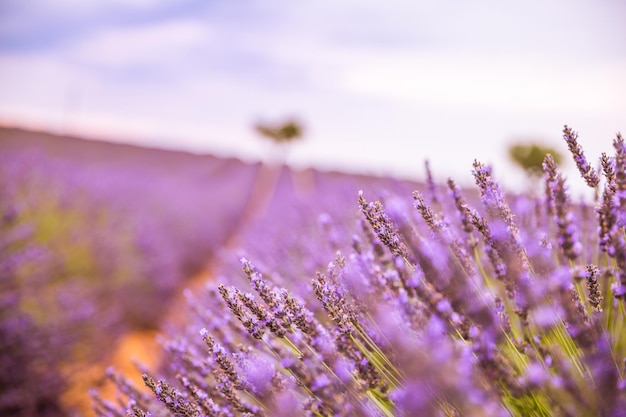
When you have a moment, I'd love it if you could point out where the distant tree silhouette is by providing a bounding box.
[254,117,304,165]
[254,119,304,144]
[508,141,563,178]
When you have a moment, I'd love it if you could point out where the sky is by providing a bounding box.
[1,0,625,193]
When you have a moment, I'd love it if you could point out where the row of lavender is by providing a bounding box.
[96,126,625,416]
[0,130,259,416]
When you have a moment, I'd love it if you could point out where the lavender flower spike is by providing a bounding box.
[613,133,626,227]
[472,160,527,268]
[358,190,412,265]
[562,125,600,188]
[550,173,582,260]
[542,154,558,217]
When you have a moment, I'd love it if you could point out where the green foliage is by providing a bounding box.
[508,142,563,177]
[254,118,304,145]
[6,170,143,332]
[21,187,137,283]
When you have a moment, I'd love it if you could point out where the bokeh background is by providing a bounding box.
[1,0,625,191]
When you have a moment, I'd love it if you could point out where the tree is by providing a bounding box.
[253,117,305,165]
[508,141,564,178]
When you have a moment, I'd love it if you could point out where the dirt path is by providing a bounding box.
[64,165,321,416]
[61,164,288,415]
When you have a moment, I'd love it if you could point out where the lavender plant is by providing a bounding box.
[0,185,66,416]
[0,150,148,416]
[95,126,626,417]
[0,134,259,415]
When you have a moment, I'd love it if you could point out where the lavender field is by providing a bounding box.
[0,126,422,416]
[2,126,626,416]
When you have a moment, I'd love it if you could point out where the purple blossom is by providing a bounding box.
[562,125,600,188]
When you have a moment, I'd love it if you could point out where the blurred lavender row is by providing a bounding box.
[0,127,422,416]
[0,126,256,415]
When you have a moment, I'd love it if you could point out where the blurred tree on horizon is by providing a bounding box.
[254,117,304,145]
[254,116,305,166]
[508,141,564,178]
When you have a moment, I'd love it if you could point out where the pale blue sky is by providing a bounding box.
[1,0,625,192]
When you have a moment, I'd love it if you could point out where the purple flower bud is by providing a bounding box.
[532,305,560,329]
[612,282,626,298]
[406,271,422,288]
[311,374,331,391]
[436,299,452,314]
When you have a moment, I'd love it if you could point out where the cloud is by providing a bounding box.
[0,0,210,51]
[339,50,626,115]
[65,20,212,74]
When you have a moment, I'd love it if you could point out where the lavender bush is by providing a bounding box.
[0,149,173,415]
[1,179,66,416]
[0,130,258,416]
[96,126,626,417]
